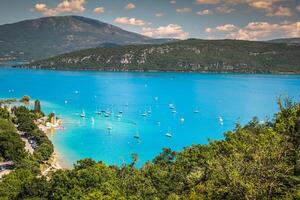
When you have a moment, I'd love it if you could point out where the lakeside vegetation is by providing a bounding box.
[0,101,54,173]
[25,39,300,73]
[0,98,299,199]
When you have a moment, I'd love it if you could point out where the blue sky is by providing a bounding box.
[1,0,300,40]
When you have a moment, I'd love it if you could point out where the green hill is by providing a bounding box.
[26,39,300,73]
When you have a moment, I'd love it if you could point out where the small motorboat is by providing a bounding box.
[180,117,185,122]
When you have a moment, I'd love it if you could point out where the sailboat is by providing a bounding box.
[95,108,101,115]
[219,116,224,125]
[80,110,85,117]
[165,128,172,138]
[134,131,140,139]
[107,125,113,132]
[194,107,199,114]
[169,103,175,110]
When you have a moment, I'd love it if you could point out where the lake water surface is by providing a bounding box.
[1,67,299,167]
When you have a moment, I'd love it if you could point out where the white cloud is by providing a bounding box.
[124,3,136,10]
[205,24,237,32]
[114,17,146,26]
[267,6,293,16]
[170,0,176,4]
[197,9,213,15]
[207,21,300,40]
[216,5,235,13]
[142,24,189,39]
[176,8,192,13]
[216,24,238,31]
[93,7,105,14]
[34,0,85,16]
[155,13,164,17]
[195,0,220,4]
[248,0,273,11]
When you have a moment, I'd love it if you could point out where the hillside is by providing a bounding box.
[0,16,172,62]
[26,39,300,73]
[268,37,300,44]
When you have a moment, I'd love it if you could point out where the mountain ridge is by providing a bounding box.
[0,15,174,62]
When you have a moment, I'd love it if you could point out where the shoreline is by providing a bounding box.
[7,65,300,75]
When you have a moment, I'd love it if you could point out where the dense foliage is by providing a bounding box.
[0,99,299,199]
[13,106,53,162]
[27,39,300,73]
[0,118,25,162]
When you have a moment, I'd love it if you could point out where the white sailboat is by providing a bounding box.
[165,128,172,138]
[219,116,224,125]
[80,110,85,117]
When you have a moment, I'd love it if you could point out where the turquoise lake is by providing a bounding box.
[1,67,300,167]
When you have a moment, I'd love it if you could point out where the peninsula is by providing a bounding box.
[24,39,300,73]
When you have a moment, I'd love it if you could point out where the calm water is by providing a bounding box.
[1,67,299,167]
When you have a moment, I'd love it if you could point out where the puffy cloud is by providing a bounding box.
[205,24,237,32]
[124,3,136,10]
[247,0,293,16]
[170,0,176,4]
[195,0,220,4]
[155,13,164,17]
[114,17,146,26]
[267,6,293,16]
[93,7,105,14]
[197,9,213,15]
[142,24,189,39]
[207,21,300,40]
[297,5,300,12]
[34,0,85,16]
[216,5,235,13]
[248,0,273,11]
[216,24,238,31]
[205,28,213,33]
[176,8,192,13]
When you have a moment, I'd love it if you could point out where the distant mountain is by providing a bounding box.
[268,38,300,44]
[0,15,172,62]
[25,39,300,73]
